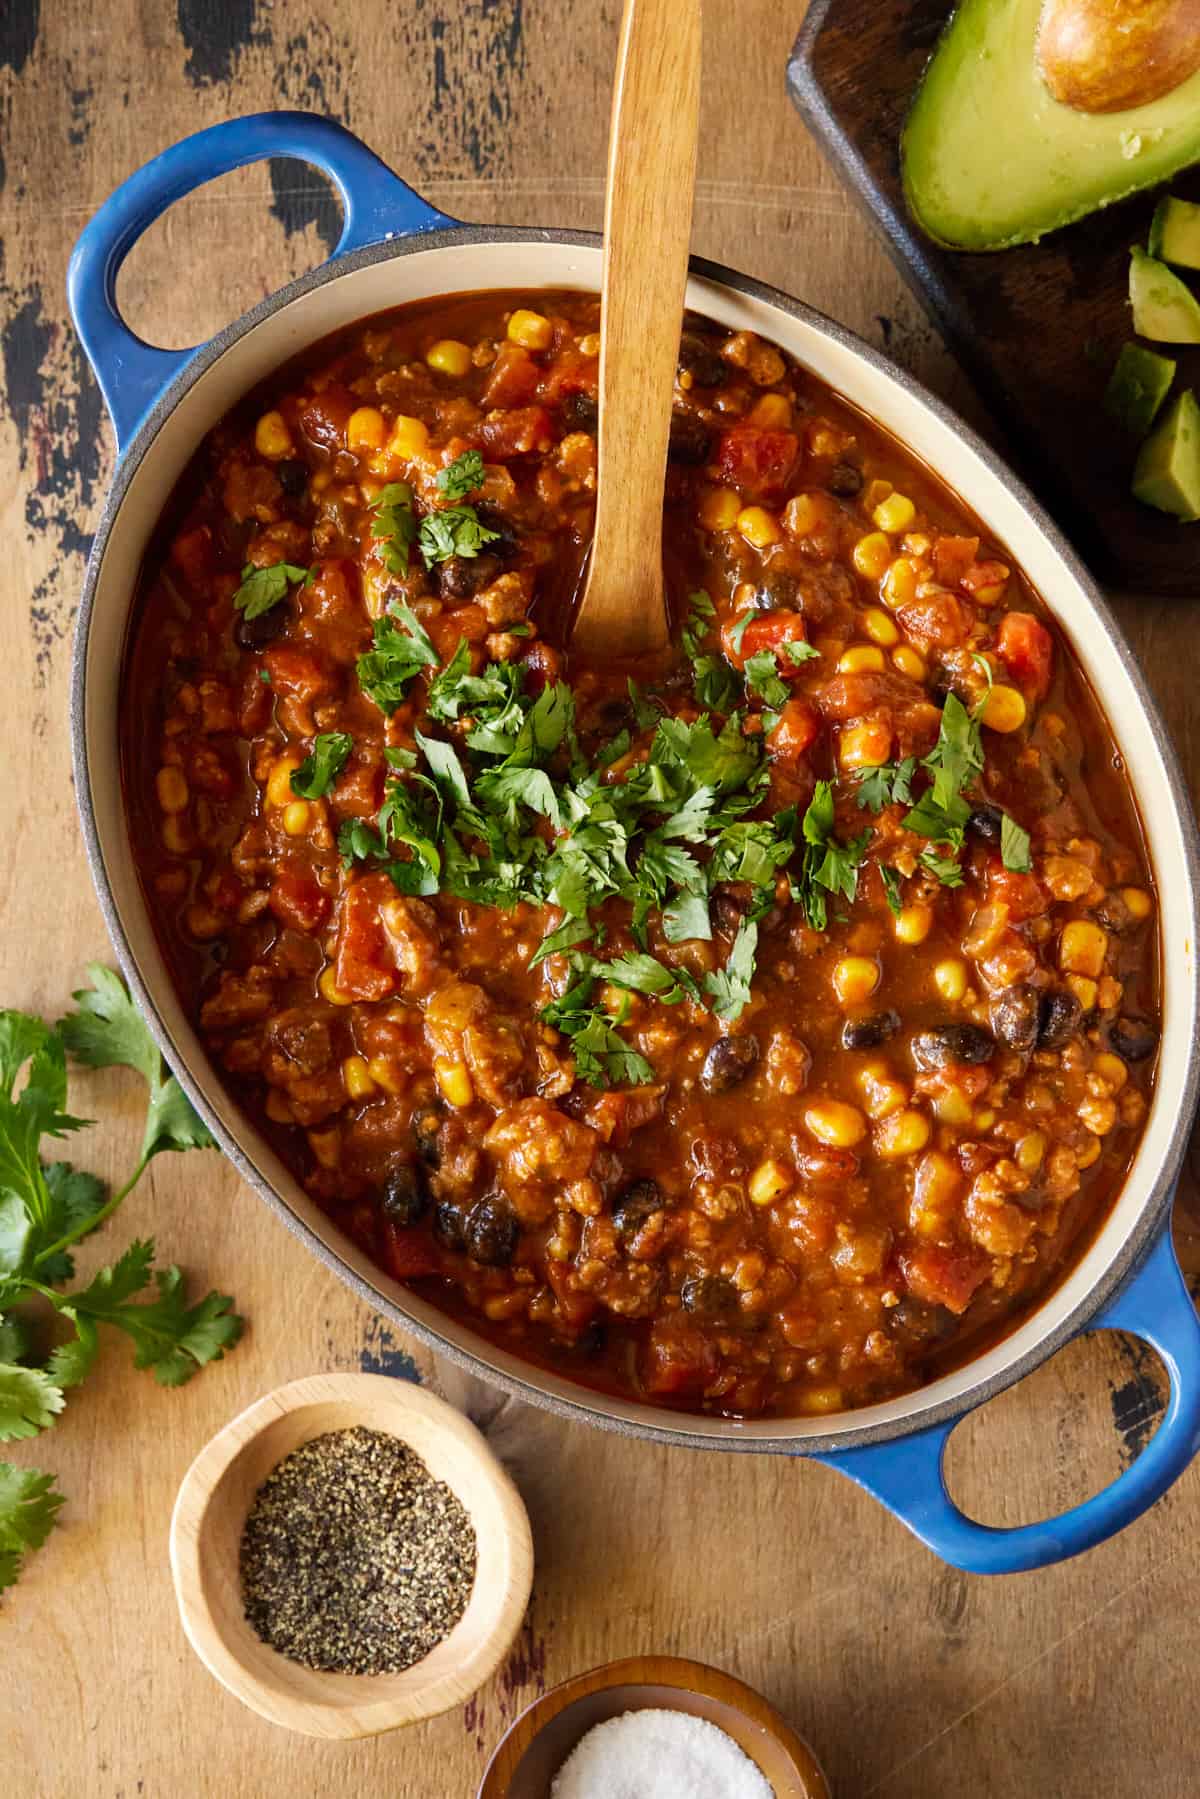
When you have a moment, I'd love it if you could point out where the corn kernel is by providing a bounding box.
[318,965,353,1007]
[1076,1136,1102,1169]
[782,492,823,538]
[973,1107,996,1132]
[933,959,968,1002]
[853,532,892,580]
[864,478,893,510]
[797,1385,846,1414]
[873,492,916,534]
[1060,919,1108,978]
[892,645,926,680]
[875,1108,931,1158]
[933,1088,974,1127]
[366,1055,406,1096]
[346,406,386,452]
[839,718,894,770]
[862,607,900,647]
[894,905,933,946]
[155,765,189,814]
[833,956,880,1006]
[308,1127,341,1170]
[435,1058,474,1108]
[748,392,792,429]
[161,815,192,855]
[805,1099,867,1148]
[266,756,302,810]
[507,308,553,351]
[882,556,918,610]
[1080,1095,1117,1136]
[254,409,293,459]
[749,1157,794,1206]
[699,487,741,532]
[737,506,782,550]
[1094,1051,1128,1092]
[981,683,1027,733]
[264,1089,294,1124]
[342,1055,378,1101]
[1016,1132,1046,1173]
[1066,974,1099,1012]
[426,338,472,378]
[281,800,310,837]
[1121,886,1153,922]
[858,1061,908,1119]
[837,645,886,674]
[388,414,430,462]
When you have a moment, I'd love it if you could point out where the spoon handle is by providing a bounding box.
[573,0,702,657]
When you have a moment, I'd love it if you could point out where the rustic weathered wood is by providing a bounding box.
[477,1654,830,1795]
[1,3,1199,1797]
[169,1374,533,1739]
[571,0,698,658]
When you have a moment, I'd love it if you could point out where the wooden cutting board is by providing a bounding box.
[788,0,1200,596]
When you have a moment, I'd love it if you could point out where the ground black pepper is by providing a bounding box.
[239,1425,477,1675]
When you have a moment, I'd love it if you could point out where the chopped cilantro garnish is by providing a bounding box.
[418,505,500,568]
[290,732,352,800]
[729,610,756,656]
[791,780,871,931]
[681,589,716,661]
[782,639,820,665]
[541,971,655,1089]
[370,483,417,576]
[855,757,916,812]
[743,650,790,709]
[880,864,903,916]
[436,449,485,502]
[1001,813,1033,873]
[919,846,966,888]
[232,562,310,620]
[356,604,440,714]
[704,917,758,1022]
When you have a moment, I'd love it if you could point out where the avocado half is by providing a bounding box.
[902,0,1200,251]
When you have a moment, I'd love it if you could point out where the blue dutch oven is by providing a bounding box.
[67,112,1200,1575]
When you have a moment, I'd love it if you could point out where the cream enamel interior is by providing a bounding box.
[81,238,1199,1446]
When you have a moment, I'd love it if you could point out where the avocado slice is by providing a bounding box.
[1129,247,1200,342]
[903,0,1200,251]
[1132,388,1200,519]
[1104,343,1177,436]
[1149,194,1200,270]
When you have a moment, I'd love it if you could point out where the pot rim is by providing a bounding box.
[70,222,1200,1455]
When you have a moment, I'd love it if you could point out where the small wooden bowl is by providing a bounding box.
[169,1372,533,1738]
[477,1655,829,1797]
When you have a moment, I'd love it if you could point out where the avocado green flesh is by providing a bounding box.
[1149,195,1200,270]
[1104,343,1176,437]
[1129,248,1200,344]
[1133,389,1200,519]
[903,0,1200,251]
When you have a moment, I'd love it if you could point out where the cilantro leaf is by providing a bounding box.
[418,504,500,568]
[356,605,440,713]
[693,655,739,712]
[232,562,310,620]
[0,1018,87,1236]
[586,952,701,1005]
[436,449,485,502]
[57,1240,242,1388]
[530,916,594,966]
[782,640,820,665]
[1001,813,1033,874]
[729,610,755,656]
[880,865,904,918]
[905,692,982,847]
[627,681,662,731]
[541,976,655,1089]
[415,731,472,810]
[0,1462,65,1592]
[791,781,871,929]
[704,917,758,1022]
[920,846,966,888]
[370,483,417,576]
[0,1365,65,1441]
[855,758,916,812]
[290,732,352,800]
[662,889,712,943]
[743,650,790,709]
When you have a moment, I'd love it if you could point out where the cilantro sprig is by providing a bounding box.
[370,483,417,576]
[291,732,353,800]
[356,604,440,714]
[232,561,311,620]
[436,449,485,502]
[0,968,240,1594]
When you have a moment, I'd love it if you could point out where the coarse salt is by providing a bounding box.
[550,1707,775,1799]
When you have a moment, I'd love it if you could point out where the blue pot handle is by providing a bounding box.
[817,1221,1200,1574]
[67,110,458,451]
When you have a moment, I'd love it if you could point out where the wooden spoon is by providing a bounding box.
[570,0,703,659]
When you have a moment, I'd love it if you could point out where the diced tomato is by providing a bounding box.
[582,1084,667,1147]
[899,1243,991,1316]
[995,611,1054,700]
[299,384,356,453]
[642,1319,720,1396]
[768,696,822,776]
[330,754,386,820]
[382,1221,441,1282]
[961,559,1010,601]
[537,348,598,404]
[263,644,331,703]
[986,859,1049,921]
[897,589,968,652]
[545,1259,601,1331]
[720,609,808,671]
[169,524,213,587]
[481,343,542,409]
[714,426,801,503]
[818,667,913,720]
[238,664,273,736]
[521,640,564,692]
[428,604,489,660]
[269,867,331,934]
[334,873,398,1001]
[475,404,553,458]
[931,534,979,586]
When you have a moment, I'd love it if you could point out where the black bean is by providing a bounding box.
[827,461,862,497]
[380,1162,430,1226]
[888,1298,954,1344]
[463,1194,520,1267]
[412,1107,442,1167]
[912,1024,996,1069]
[1037,989,1083,1049]
[841,1010,902,1051]
[276,458,309,497]
[1109,1016,1159,1063]
[680,1274,738,1317]
[677,331,727,388]
[432,1202,466,1252]
[700,1034,760,1094]
[612,1178,663,1238]
[967,804,1004,845]
[235,603,290,652]
[473,503,521,560]
[990,984,1040,1053]
[560,390,599,433]
[710,888,748,937]
[668,411,712,465]
[751,571,800,613]
[1096,890,1135,934]
[437,552,502,600]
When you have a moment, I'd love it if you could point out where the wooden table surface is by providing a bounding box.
[3,4,1200,1795]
